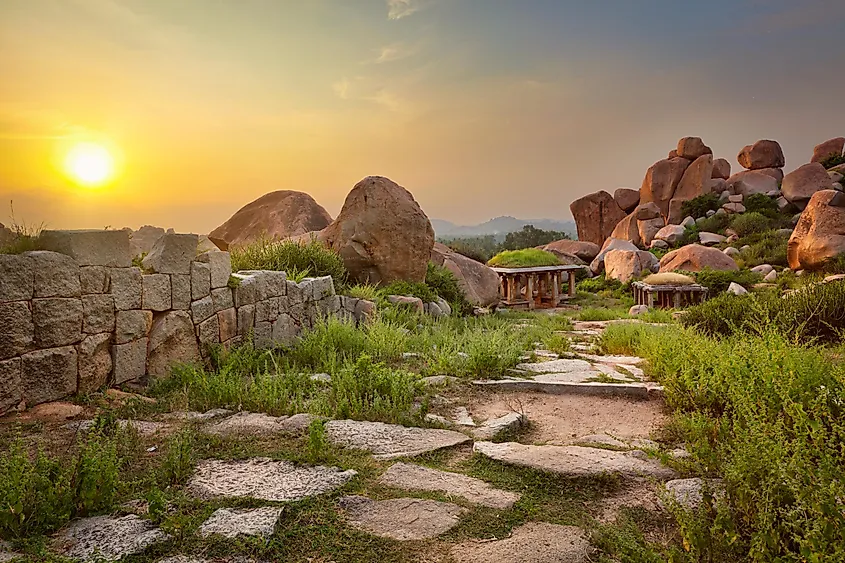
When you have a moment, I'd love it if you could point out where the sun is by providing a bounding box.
[64,142,115,187]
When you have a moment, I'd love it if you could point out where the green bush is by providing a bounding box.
[729,212,773,237]
[691,268,761,294]
[598,324,845,561]
[694,213,731,235]
[820,153,845,169]
[380,280,437,303]
[425,262,472,315]
[577,274,622,294]
[734,229,790,268]
[230,237,348,288]
[743,193,779,217]
[681,194,720,219]
[487,248,561,268]
[499,225,570,251]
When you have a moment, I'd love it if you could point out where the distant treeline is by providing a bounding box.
[439,225,571,263]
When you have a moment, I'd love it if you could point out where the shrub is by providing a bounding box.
[425,262,472,315]
[577,274,622,294]
[344,283,379,302]
[692,268,761,294]
[230,237,348,288]
[694,213,731,235]
[487,249,561,268]
[680,194,720,219]
[729,212,772,237]
[820,153,845,169]
[679,292,765,337]
[734,229,790,268]
[500,225,570,251]
[380,280,437,303]
[743,193,779,217]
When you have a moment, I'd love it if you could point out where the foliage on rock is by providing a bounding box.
[487,248,561,268]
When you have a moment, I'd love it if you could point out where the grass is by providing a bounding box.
[230,236,349,288]
[487,248,561,268]
[598,322,845,561]
[0,204,43,255]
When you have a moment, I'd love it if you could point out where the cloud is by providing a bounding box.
[332,78,351,99]
[374,42,418,63]
[387,0,420,20]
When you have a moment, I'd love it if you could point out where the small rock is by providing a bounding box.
[722,202,746,214]
[18,401,83,421]
[421,375,459,387]
[649,239,669,250]
[53,515,170,562]
[680,216,696,228]
[750,264,774,275]
[740,245,752,252]
[663,478,725,510]
[727,282,747,296]
[450,522,592,563]
[452,407,476,427]
[198,507,283,539]
[104,388,157,404]
[310,373,332,383]
[472,412,525,440]
[706,210,716,217]
[629,305,649,316]
[204,412,315,437]
[763,270,777,282]
[723,247,740,257]
[339,495,466,541]
[698,232,726,246]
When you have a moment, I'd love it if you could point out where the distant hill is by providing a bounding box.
[432,216,577,238]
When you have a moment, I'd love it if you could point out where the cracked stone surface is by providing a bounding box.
[188,457,357,501]
[324,420,471,460]
[450,522,591,563]
[515,358,594,374]
[474,442,675,479]
[472,412,526,440]
[338,495,466,540]
[52,515,169,562]
[377,462,520,509]
[198,507,284,539]
[203,412,315,436]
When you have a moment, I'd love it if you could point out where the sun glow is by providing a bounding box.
[64,142,115,187]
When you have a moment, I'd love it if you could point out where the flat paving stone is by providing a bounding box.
[473,378,652,399]
[338,495,466,540]
[575,433,630,450]
[377,462,520,509]
[324,420,471,460]
[199,507,284,539]
[203,412,315,436]
[472,412,526,440]
[516,358,594,374]
[452,407,476,426]
[474,441,675,479]
[53,515,170,562]
[577,353,644,365]
[164,409,233,421]
[188,457,357,502]
[450,522,591,563]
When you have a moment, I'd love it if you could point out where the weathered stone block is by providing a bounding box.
[191,296,215,324]
[33,298,83,348]
[191,262,211,300]
[237,305,255,337]
[80,266,109,294]
[211,287,234,312]
[109,267,142,310]
[0,254,33,302]
[171,274,191,310]
[197,315,220,351]
[0,357,22,414]
[286,280,306,304]
[26,251,81,298]
[310,276,335,300]
[218,308,237,342]
[146,311,200,378]
[255,298,280,323]
[272,314,299,347]
[0,301,34,360]
[77,333,112,393]
[21,346,78,406]
[262,271,287,298]
[38,229,132,267]
[355,299,376,322]
[113,338,147,384]
[341,296,358,313]
[82,294,115,334]
[233,273,260,307]
[142,274,171,311]
[253,321,272,349]
[316,295,342,317]
[142,233,198,274]
[197,251,232,289]
[115,310,153,344]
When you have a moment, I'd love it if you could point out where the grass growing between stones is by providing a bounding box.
[596,322,845,562]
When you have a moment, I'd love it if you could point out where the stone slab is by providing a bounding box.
[82,294,115,334]
[212,287,234,312]
[0,254,33,302]
[203,412,315,436]
[191,261,211,300]
[52,514,169,562]
[26,251,81,298]
[142,233,198,274]
[196,250,231,289]
[33,298,83,348]
[378,462,520,509]
[108,267,142,310]
[577,353,645,365]
[115,310,152,344]
[473,378,651,399]
[450,522,591,563]
[170,274,191,310]
[39,229,132,267]
[0,358,22,414]
[472,412,526,440]
[21,346,77,406]
[474,442,675,479]
[113,338,148,384]
[80,266,108,294]
[0,301,34,360]
[338,495,465,541]
[142,274,171,311]
[324,420,472,460]
[191,295,215,324]
[515,359,594,374]
[188,457,357,501]
[77,333,113,393]
[198,507,283,539]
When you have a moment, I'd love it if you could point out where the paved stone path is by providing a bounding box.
[203,411,315,436]
[378,462,521,509]
[188,458,357,502]
[198,507,284,539]
[338,495,466,540]
[53,515,170,562]
[450,522,591,563]
[324,419,471,459]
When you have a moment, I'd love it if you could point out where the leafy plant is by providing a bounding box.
[729,212,773,237]
[380,280,437,303]
[680,193,720,219]
[691,268,761,294]
[425,262,471,315]
[230,237,348,288]
[488,248,561,268]
[743,193,779,217]
[820,153,845,169]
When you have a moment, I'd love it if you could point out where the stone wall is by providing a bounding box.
[0,230,373,414]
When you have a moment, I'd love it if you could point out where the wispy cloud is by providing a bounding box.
[387,0,420,20]
[332,78,351,99]
[374,42,418,63]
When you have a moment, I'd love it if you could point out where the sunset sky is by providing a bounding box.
[2,0,844,233]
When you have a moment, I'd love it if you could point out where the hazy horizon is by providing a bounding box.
[2,0,845,233]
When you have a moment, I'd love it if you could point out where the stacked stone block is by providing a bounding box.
[1,229,375,413]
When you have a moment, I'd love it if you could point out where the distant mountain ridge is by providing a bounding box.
[432,216,577,238]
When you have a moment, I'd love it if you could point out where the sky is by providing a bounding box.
[1,0,845,233]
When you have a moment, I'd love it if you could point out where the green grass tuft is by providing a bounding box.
[487,248,561,268]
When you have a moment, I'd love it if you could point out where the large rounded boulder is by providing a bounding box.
[569,191,627,248]
[322,176,435,285]
[210,190,333,247]
[659,244,739,273]
[811,138,845,165]
[737,140,785,170]
[430,243,500,307]
[639,157,690,219]
[542,239,600,262]
[787,190,845,270]
[781,163,835,210]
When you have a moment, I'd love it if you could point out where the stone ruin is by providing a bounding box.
[0,229,374,414]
